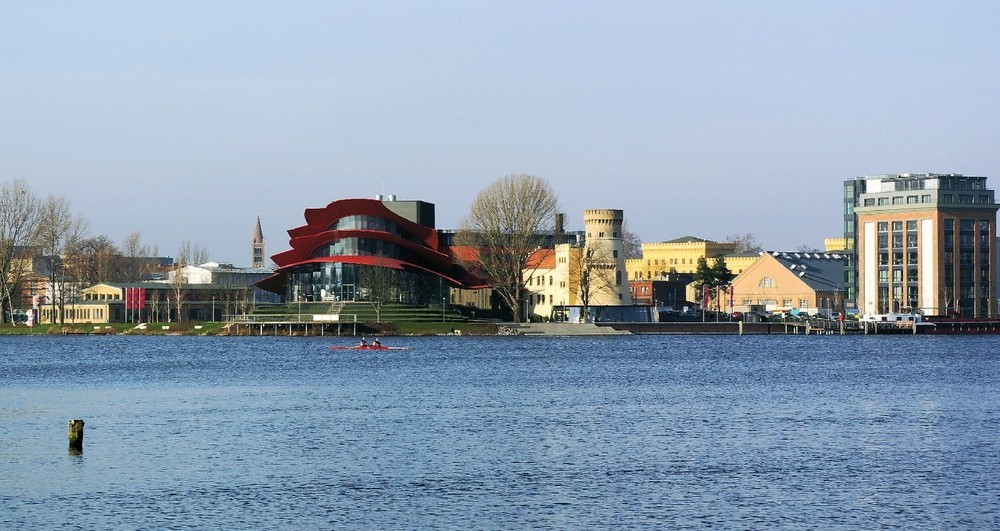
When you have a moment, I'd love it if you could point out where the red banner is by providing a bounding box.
[125,287,147,311]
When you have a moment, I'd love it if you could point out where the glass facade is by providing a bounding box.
[266,199,480,307]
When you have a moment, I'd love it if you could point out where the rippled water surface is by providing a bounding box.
[2,334,998,529]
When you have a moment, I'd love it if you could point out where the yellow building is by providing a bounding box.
[729,252,846,316]
[824,238,848,252]
[626,236,739,281]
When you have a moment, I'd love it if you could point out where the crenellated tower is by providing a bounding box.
[582,208,632,305]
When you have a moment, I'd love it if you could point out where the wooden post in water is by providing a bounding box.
[68,419,84,453]
[738,321,743,336]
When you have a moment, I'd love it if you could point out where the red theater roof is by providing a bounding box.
[258,198,488,294]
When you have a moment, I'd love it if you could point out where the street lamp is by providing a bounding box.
[211,296,215,322]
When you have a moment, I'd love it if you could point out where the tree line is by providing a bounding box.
[0,179,207,324]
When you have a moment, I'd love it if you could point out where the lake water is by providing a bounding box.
[2,334,998,529]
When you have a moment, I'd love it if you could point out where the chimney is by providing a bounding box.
[555,213,564,236]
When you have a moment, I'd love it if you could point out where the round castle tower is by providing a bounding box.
[583,209,632,305]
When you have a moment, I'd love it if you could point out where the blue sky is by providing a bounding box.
[3,1,999,266]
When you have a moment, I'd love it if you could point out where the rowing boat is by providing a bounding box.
[328,344,411,351]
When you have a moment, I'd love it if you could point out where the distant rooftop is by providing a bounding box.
[768,251,845,291]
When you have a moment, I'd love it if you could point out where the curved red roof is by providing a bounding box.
[259,198,488,294]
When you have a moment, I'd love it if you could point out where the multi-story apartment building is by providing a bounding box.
[851,173,998,318]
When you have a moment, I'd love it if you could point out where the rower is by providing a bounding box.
[372,338,382,347]
[359,337,367,347]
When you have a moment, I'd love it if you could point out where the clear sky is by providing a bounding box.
[3,1,999,266]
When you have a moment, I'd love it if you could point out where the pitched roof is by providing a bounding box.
[526,247,556,269]
[661,236,711,244]
[252,216,264,244]
[768,251,845,291]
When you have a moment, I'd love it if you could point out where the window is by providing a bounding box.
[782,299,792,307]
[878,222,889,232]
[799,299,808,309]
[907,196,918,204]
[878,269,889,282]
[892,196,903,205]
[759,277,775,288]
[921,194,932,203]
[864,198,876,206]
[906,220,917,231]
[892,221,902,231]
[878,197,889,206]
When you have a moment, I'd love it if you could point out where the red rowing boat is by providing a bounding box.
[328,344,411,351]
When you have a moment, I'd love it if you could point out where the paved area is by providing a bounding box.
[512,322,631,335]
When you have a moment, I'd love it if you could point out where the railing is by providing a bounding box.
[226,313,357,324]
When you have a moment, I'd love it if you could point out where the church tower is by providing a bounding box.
[251,216,266,268]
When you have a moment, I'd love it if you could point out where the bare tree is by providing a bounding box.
[455,174,559,322]
[147,290,163,323]
[65,235,119,286]
[360,259,399,323]
[0,180,42,322]
[120,232,156,282]
[169,267,187,323]
[621,219,643,259]
[726,232,764,254]
[571,245,617,322]
[169,242,201,323]
[179,240,209,266]
[35,194,88,324]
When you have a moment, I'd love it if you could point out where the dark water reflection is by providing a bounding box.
[1,335,998,529]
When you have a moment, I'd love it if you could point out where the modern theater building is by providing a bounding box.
[256,196,487,306]
[849,173,998,318]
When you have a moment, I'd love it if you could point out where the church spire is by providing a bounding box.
[251,216,265,268]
